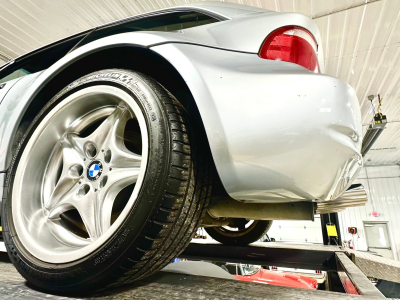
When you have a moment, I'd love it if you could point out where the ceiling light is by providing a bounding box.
[361,113,387,156]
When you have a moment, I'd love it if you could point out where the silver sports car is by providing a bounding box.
[0,2,364,292]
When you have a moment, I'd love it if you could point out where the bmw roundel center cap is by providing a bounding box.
[87,160,103,181]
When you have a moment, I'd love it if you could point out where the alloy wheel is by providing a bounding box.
[12,86,148,263]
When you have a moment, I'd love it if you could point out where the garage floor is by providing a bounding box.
[0,252,377,300]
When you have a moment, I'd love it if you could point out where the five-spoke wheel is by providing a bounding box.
[12,86,148,262]
[2,69,211,292]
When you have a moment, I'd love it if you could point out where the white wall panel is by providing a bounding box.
[268,217,323,244]
[339,165,400,260]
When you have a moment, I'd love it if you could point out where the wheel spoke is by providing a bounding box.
[42,145,63,206]
[45,140,84,210]
[47,184,80,219]
[67,106,116,134]
[106,145,142,169]
[102,106,142,168]
[68,105,132,160]
[98,166,140,234]
[73,187,99,240]
[47,218,91,247]
[48,184,99,241]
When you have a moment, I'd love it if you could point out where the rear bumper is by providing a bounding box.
[222,70,363,201]
[226,71,362,201]
[153,43,362,202]
[221,70,362,202]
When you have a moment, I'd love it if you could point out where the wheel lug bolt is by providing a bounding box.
[84,142,97,158]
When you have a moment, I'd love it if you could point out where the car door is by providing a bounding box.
[364,222,394,259]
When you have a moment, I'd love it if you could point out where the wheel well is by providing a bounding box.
[21,46,205,130]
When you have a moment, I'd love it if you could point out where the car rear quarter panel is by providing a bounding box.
[181,11,325,73]
[153,43,361,202]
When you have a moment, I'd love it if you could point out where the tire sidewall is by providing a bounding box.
[2,70,173,290]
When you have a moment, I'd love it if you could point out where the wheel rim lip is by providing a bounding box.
[12,85,149,264]
[216,220,257,237]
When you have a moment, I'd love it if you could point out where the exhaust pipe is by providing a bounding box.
[206,197,315,221]
[204,184,367,223]
[316,184,367,214]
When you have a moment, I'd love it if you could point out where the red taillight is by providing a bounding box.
[259,26,320,73]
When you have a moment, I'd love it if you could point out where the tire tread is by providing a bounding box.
[97,70,213,288]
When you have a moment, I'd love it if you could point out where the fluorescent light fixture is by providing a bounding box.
[361,114,387,156]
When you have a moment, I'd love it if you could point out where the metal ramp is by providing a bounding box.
[347,249,400,284]
[0,240,399,299]
[180,240,400,298]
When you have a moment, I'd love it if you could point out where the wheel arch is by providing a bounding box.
[3,43,213,175]
[19,45,207,145]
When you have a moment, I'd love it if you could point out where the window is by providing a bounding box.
[77,11,219,48]
[241,264,261,276]
[0,68,30,83]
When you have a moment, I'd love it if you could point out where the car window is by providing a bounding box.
[78,11,219,48]
[241,264,261,276]
[224,264,238,275]
[0,34,84,83]
[0,68,30,83]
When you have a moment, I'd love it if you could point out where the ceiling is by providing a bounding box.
[0,0,399,165]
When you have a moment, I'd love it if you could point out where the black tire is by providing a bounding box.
[205,219,272,246]
[2,69,212,292]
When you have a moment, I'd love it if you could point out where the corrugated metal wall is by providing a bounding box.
[339,165,400,260]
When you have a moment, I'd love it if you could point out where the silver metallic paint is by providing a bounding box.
[0,172,4,210]
[153,43,362,201]
[0,3,361,203]
[170,11,325,72]
[0,77,20,105]
[0,72,42,170]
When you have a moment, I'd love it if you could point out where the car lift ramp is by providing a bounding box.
[0,241,398,299]
[180,240,400,298]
